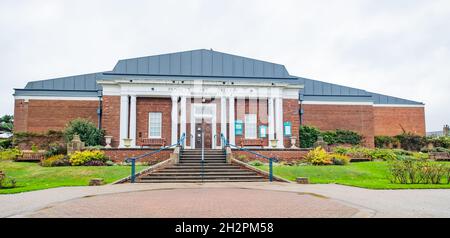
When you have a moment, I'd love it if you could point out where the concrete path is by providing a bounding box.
[0,182,449,218]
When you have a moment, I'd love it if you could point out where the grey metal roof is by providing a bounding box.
[24,72,103,91]
[13,49,424,105]
[296,77,423,105]
[112,49,294,79]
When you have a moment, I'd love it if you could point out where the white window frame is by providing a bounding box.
[245,114,257,139]
[148,112,162,139]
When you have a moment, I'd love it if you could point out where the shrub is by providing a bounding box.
[45,143,67,158]
[332,129,363,145]
[375,136,398,148]
[330,153,350,165]
[0,139,12,149]
[40,154,69,167]
[0,176,16,189]
[345,147,372,159]
[69,150,108,166]
[300,125,321,148]
[64,119,105,146]
[426,136,450,149]
[388,157,450,184]
[395,133,425,151]
[369,149,397,161]
[248,160,264,166]
[306,147,332,165]
[0,148,22,160]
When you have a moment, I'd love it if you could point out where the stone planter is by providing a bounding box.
[290,136,298,149]
[122,138,132,148]
[104,136,113,148]
[270,139,278,148]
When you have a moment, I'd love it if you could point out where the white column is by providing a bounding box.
[119,95,129,148]
[221,97,227,148]
[129,95,137,148]
[171,96,179,145]
[180,96,187,147]
[268,97,275,144]
[275,96,284,148]
[228,96,235,145]
[190,103,195,149]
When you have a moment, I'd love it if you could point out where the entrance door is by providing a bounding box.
[195,120,212,149]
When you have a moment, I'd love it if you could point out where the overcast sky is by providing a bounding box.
[0,0,448,132]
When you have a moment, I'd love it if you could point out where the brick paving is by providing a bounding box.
[24,188,359,218]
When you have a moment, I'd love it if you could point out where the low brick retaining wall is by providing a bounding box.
[101,148,172,163]
[232,149,309,163]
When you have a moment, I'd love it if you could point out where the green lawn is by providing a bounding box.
[0,161,147,194]
[256,161,450,189]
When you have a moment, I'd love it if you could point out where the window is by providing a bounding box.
[245,114,257,139]
[148,112,162,138]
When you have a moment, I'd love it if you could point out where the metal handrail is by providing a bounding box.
[220,133,277,182]
[127,133,186,183]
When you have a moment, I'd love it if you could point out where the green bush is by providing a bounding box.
[300,125,321,148]
[0,176,16,189]
[388,157,450,184]
[306,147,332,165]
[426,136,450,149]
[332,129,363,145]
[329,153,350,165]
[0,148,22,160]
[69,150,108,166]
[64,119,105,146]
[40,154,69,167]
[248,160,264,166]
[369,149,397,161]
[0,139,12,149]
[300,126,362,148]
[45,143,67,158]
[375,136,399,148]
[395,133,425,151]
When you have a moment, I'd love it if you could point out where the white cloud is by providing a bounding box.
[0,0,448,131]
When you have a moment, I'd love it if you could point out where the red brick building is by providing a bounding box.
[13,49,425,152]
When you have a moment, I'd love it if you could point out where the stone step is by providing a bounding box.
[137,179,267,183]
[148,171,258,176]
[159,169,247,173]
[140,175,265,180]
[181,155,226,158]
[167,165,241,169]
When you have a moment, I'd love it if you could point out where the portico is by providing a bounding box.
[104,79,301,150]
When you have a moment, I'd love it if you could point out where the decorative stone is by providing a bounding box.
[89,178,105,186]
[67,134,85,154]
[290,136,298,149]
[104,136,113,148]
[313,136,328,150]
[123,138,132,148]
[270,139,278,148]
[296,177,309,184]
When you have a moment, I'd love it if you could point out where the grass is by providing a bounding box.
[256,161,450,189]
[0,161,148,194]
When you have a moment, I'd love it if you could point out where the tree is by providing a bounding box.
[0,115,13,133]
[64,118,105,146]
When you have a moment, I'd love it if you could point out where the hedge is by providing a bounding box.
[300,125,362,148]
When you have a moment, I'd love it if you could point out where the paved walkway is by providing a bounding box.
[1,182,449,218]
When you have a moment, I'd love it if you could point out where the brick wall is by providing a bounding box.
[302,104,375,147]
[13,99,98,133]
[373,106,426,136]
[102,96,121,147]
[233,149,308,163]
[102,148,172,163]
[136,97,172,147]
[283,99,300,148]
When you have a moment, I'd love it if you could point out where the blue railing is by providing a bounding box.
[220,133,278,182]
[126,133,186,183]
